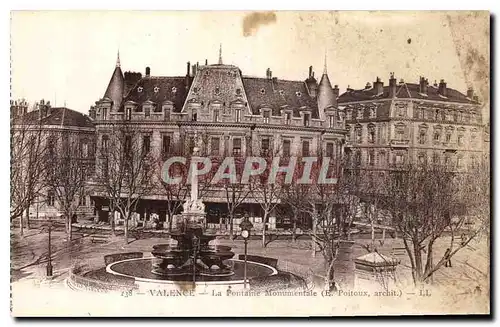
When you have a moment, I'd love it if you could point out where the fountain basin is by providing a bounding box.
[106,257,278,291]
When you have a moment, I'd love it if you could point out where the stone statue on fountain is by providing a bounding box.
[182,131,206,229]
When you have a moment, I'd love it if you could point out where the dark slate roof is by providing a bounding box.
[338,83,478,104]
[21,107,94,128]
[183,65,247,112]
[242,77,319,118]
[103,66,125,111]
[122,76,191,112]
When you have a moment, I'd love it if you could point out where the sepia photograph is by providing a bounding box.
[9,10,490,317]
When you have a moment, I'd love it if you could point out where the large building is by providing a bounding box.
[337,74,487,176]
[11,99,96,221]
[88,52,346,230]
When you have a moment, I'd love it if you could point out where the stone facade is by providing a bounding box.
[338,74,487,175]
[88,54,346,229]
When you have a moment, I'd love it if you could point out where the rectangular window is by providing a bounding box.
[283,140,291,157]
[357,109,363,119]
[302,141,310,157]
[326,143,335,158]
[370,108,376,118]
[329,115,335,128]
[368,129,375,143]
[346,110,352,120]
[445,133,451,143]
[303,113,310,127]
[102,108,107,120]
[213,109,219,122]
[192,110,197,121]
[263,111,270,124]
[162,135,171,154]
[355,127,362,143]
[368,151,375,166]
[235,109,241,122]
[124,135,132,155]
[102,135,109,152]
[434,131,441,143]
[458,134,464,146]
[145,106,151,118]
[125,108,131,121]
[285,112,291,125]
[419,130,427,144]
[142,135,151,153]
[261,138,270,156]
[232,138,242,156]
[47,191,55,206]
[164,107,170,121]
[82,142,89,158]
[210,137,220,156]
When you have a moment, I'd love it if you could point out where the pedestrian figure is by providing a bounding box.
[444,248,452,267]
[329,281,338,293]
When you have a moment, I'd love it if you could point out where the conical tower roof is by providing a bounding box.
[103,52,124,111]
[317,53,337,116]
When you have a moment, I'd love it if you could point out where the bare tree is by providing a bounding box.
[382,160,488,285]
[10,111,49,236]
[97,124,155,243]
[45,133,88,240]
[304,165,361,289]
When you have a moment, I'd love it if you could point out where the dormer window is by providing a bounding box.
[235,109,241,122]
[263,110,270,124]
[285,112,291,125]
[236,88,242,96]
[137,86,143,93]
[260,88,266,94]
[329,115,335,128]
[172,87,177,94]
[154,86,160,93]
[192,87,198,94]
[192,109,197,122]
[125,107,131,121]
[303,113,310,127]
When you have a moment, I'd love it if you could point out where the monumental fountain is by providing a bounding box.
[94,134,279,291]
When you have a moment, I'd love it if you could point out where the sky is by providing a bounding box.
[10,11,489,116]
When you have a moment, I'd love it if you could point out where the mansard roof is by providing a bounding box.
[338,83,478,104]
[122,76,191,112]
[241,77,319,118]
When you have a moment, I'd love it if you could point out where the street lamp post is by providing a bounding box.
[46,219,53,277]
[239,215,253,289]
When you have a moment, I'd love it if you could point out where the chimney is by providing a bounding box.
[347,85,353,92]
[266,68,272,79]
[373,77,384,95]
[308,66,313,78]
[89,106,96,120]
[145,67,151,77]
[438,79,447,97]
[419,76,428,94]
[467,87,474,99]
[389,72,397,97]
[192,65,197,76]
[186,62,191,76]
[365,82,372,89]
[205,59,208,65]
[332,85,339,99]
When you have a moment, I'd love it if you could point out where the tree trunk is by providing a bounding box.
[229,212,234,240]
[311,212,317,258]
[110,211,116,236]
[262,212,268,248]
[124,212,129,244]
[292,212,297,243]
[19,209,25,237]
[68,211,73,241]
